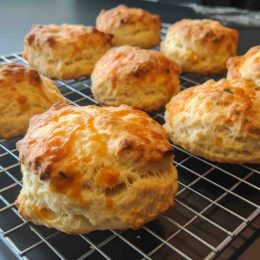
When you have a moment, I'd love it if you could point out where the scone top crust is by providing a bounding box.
[227,46,260,86]
[166,78,259,127]
[0,63,62,103]
[161,19,238,74]
[96,4,161,48]
[92,45,180,85]
[0,63,42,86]
[17,102,173,197]
[92,45,180,89]
[0,63,64,139]
[164,78,260,163]
[24,24,113,53]
[91,45,180,111]
[167,19,238,45]
[24,24,113,79]
[97,4,160,29]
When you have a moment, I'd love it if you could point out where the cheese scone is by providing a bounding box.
[96,4,161,48]
[0,63,64,139]
[91,45,180,111]
[161,19,238,74]
[164,78,260,163]
[16,103,178,234]
[227,45,260,86]
[24,24,113,79]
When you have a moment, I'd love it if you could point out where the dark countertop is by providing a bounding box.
[0,0,259,259]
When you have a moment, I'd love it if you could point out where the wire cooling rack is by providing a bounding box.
[0,23,259,260]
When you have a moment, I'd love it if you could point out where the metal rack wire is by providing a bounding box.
[0,23,259,260]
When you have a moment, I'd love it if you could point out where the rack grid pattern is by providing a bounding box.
[0,24,259,260]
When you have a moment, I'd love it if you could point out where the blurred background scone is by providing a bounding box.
[16,103,178,234]
[164,78,260,164]
[0,63,64,139]
[227,46,260,86]
[24,24,113,79]
[91,45,180,111]
[161,19,238,74]
[96,4,161,48]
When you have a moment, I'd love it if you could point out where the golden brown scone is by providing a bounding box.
[161,19,238,74]
[96,4,161,48]
[0,63,64,139]
[164,78,260,164]
[16,103,178,234]
[24,24,113,79]
[91,45,180,111]
[227,46,260,86]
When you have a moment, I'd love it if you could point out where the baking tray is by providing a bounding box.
[0,23,259,260]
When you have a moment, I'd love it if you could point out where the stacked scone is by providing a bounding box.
[0,3,257,235]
